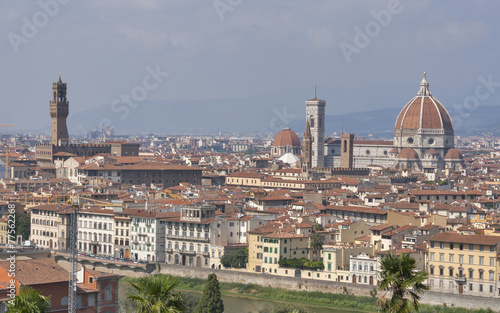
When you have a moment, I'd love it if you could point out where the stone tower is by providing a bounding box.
[305,97,325,168]
[340,133,354,169]
[301,119,312,173]
[50,74,69,146]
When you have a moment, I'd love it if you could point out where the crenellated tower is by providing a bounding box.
[50,74,69,146]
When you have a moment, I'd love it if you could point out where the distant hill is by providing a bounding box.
[66,97,500,137]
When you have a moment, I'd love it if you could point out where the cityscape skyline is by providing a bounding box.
[2,1,500,134]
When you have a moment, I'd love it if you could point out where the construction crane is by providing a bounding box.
[68,196,80,313]
[1,124,15,179]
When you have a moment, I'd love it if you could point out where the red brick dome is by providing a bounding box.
[272,128,300,147]
[444,148,463,160]
[397,147,419,159]
[395,74,453,131]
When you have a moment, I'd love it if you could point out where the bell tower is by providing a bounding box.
[50,74,69,146]
[305,96,325,168]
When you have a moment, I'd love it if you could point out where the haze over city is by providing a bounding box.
[2,1,500,135]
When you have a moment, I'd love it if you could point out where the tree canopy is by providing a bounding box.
[6,285,51,313]
[194,273,224,313]
[377,252,428,313]
[220,248,248,268]
[127,274,185,313]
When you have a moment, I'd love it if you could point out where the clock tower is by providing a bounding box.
[50,74,69,146]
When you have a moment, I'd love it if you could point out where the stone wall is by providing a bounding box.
[55,258,499,311]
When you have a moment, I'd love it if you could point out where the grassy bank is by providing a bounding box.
[119,276,496,313]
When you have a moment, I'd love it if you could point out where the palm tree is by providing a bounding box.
[127,274,185,313]
[309,232,323,261]
[6,285,51,313]
[377,252,428,313]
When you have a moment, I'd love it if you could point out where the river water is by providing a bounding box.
[181,290,355,313]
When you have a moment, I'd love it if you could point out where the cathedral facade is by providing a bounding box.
[299,74,464,173]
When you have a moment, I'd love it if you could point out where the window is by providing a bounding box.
[490,258,495,267]
[430,242,434,248]
[449,254,454,263]
[479,245,484,252]
[430,267,434,275]
[439,268,443,276]
[459,244,463,250]
[104,285,112,301]
[439,254,444,262]
[459,255,464,264]
[479,257,484,266]
[88,294,95,306]
[440,242,444,249]
[449,243,454,250]
[449,268,454,277]
[469,255,474,265]
[61,296,68,306]
[469,244,473,251]
[89,277,94,284]
[430,253,434,261]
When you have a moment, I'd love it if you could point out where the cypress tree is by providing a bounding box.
[194,273,224,313]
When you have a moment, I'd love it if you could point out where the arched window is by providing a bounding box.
[364,263,368,272]
[310,118,315,128]
[352,262,356,271]
[61,296,68,306]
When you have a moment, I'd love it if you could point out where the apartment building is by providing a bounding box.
[261,232,309,274]
[130,210,167,263]
[30,204,71,250]
[78,208,115,256]
[114,210,131,259]
[164,204,223,268]
[428,232,500,297]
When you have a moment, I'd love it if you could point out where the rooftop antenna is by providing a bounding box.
[315,85,317,98]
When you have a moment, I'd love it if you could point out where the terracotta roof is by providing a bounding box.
[445,148,463,160]
[398,147,419,159]
[272,128,301,147]
[428,232,500,245]
[0,258,68,285]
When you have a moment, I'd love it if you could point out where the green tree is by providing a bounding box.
[127,274,185,313]
[309,232,323,260]
[220,248,248,268]
[377,252,428,313]
[194,273,224,313]
[15,212,31,241]
[6,285,51,313]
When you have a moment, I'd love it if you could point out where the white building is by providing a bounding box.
[77,208,115,256]
[130,210,166,263]
[349,253,379,286]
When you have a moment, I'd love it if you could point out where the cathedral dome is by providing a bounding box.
[444,148,463,160]
[397,147,419,159]
[394,74,453,131]
[272,128,301,148]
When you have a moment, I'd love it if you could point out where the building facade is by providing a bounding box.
[428,232,500,297]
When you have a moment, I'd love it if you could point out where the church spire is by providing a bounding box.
[417,72,431,96]
[57,72,62,84]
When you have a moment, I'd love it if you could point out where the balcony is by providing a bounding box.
[454,274,467,283]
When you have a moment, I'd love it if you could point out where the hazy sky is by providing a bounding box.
[2,0,500,132]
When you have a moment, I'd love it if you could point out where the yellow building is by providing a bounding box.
[261,232,309,274]
[225,172,264,187]
[247,231,264,273]
[428,232,500,297]
[0,217,8,245]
